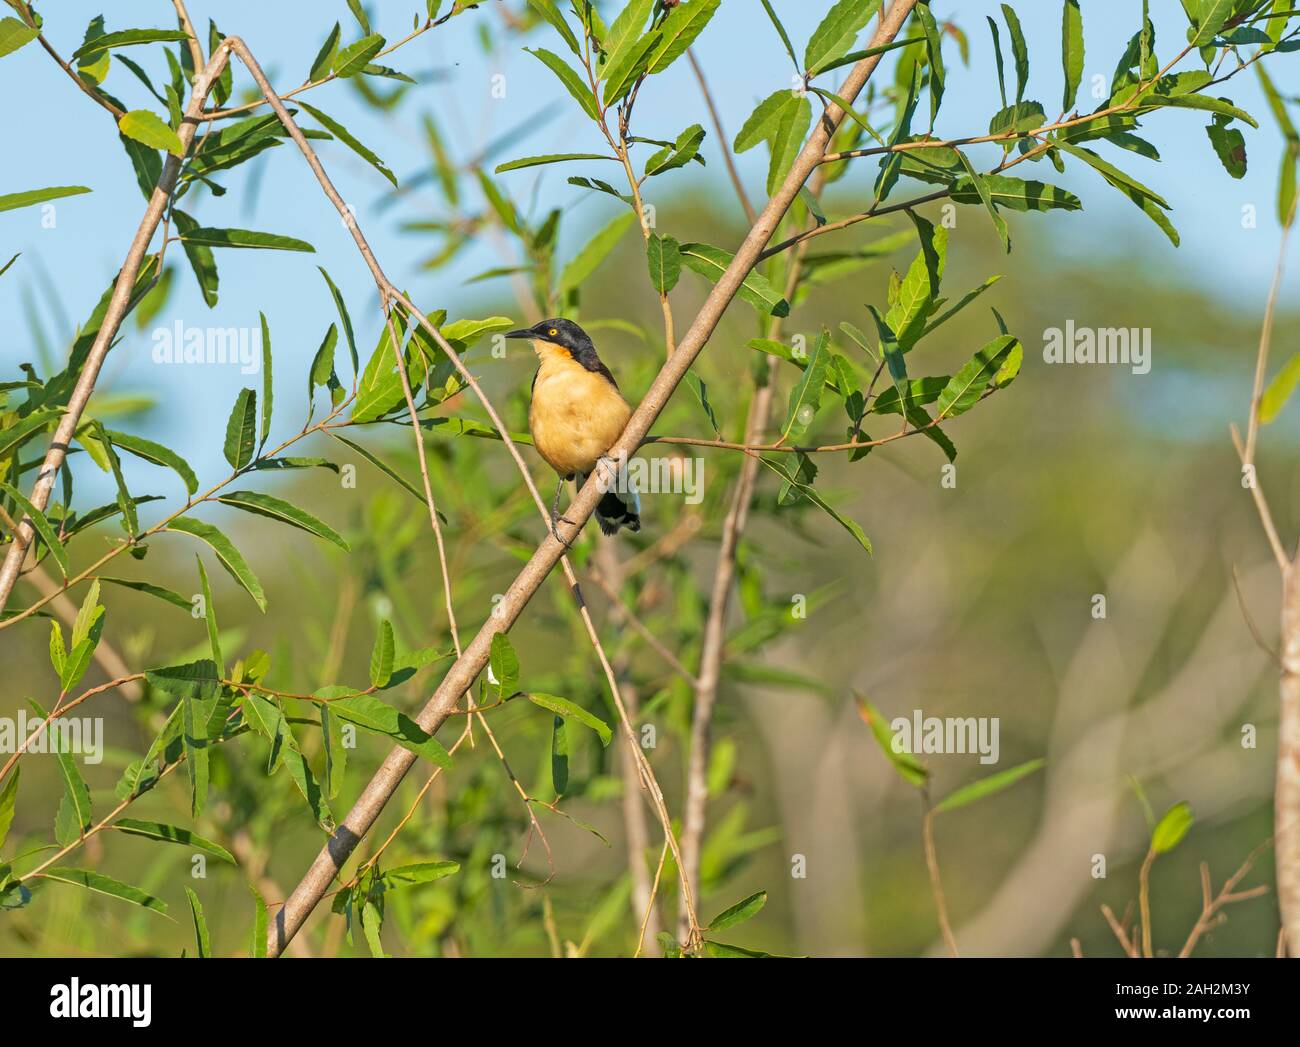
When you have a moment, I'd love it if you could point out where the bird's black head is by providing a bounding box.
[504,318,594,356]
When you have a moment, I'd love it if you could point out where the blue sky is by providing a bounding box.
[1,1,1295,493]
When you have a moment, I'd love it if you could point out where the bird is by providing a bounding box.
[505,318,641,538]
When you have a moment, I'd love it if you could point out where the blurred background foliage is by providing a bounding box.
[2,0,1299,957]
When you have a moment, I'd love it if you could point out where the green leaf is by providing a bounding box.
[709,890,767,931]
[551,715,569,794]
[118,109,184,157]
[351,309,414,423]
[215,490,349,550]
[249,882,269,958]
[100,575,192,611]
[758,456,872,555]
[1191,0,1235,45]
[71,28,192,59]
[166,517,267,612]
[196,556,224,677]
[54,738,92,835]
[0,482,68,578]
[805,0,881,75]
[296,100,397,187]
[172,209,219,306]
[781,331,829,442]
[956,151,1011,252]
[528,0,582,55]
[1150,801,1193,854]
[935,336,1017,419]
[381,861,460,889]
[308,324,340,409]
[884,212,947,351]
[43,867,167,916]
[644,123,706,176]
[918,1,945,128]
[679,241,789,317]
[0,185,92,213]
[309,22,341,81]
[759,0,800,70]
[0,16,38,59]
[0,767,18,852]
[223,388,257,469]
[259,312,273,441]
[317,268,358,375]
[557,211,637,297]
[111,818,236,863]
[1056,141,1179,245]
[934,758,1045,813]
[732,89,812,194]
[1260,352,1300,422]
[489,633,520,700]
[527,693,612,745]
[602,29,662,105]
[370,619,395,687]
[332,33,385,78]
[855,695,927,786]
[685,371,720,436]
[1001,3,1028,103]
[526,47,600,122]
[179,228,315,252]
[1206,117,1247,179]
[646,0,721,74]
[328,432,426,502]
[185,887,211,957]
[1148,92,1257,128]
[601,0,656,76]
[328,692,451,768]
[1061,0,1084,111]
[102,428,198,495]
[646,234,681,294]
[241,692,333,829]
[495,152,615,173]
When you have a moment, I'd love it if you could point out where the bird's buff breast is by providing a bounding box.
[529,348,631,478]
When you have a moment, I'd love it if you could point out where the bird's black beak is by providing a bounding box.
[504,327,534,340]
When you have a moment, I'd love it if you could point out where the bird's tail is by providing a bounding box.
[582,471,641,536]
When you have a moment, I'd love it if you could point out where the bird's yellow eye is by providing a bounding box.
[548,328,558,336]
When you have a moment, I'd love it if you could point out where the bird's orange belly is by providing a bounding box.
[530,360,631,478]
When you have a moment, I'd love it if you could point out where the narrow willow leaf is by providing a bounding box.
[223,388,257,469]
[759,0,800,70]
[332,33,385,78]
[71,28,192,59]
[528,0,581,55]
[179,228,315,252]
[854,694,927,786]
[327,692,451,767]
[679,241,789,317]
[100,576,191,610]
[527,693,612,745]
[112,818,236,863]
[1150,801,1193,853]
[119,110,184,157]
[758,456,872,554]
[370,619,395,687]
[646,234,681,294]
[216,490,349,550]
[102,428,198,494]
[551,714,569,794]
[54,740,92,833]
[1001,3,1028,103]
[0,482,68,577]
[495,152,615,173]
[317,268,358,375]
[196,555,224,677]
[44,867,167,915]
[956,152,1011,252]
[917,1,945,128]
[805,0,881,75]
[186,887,211,957]
[782,332,829,442]
[1191,0,1235,45]
[1057,140,1179,244]
[172,209,218,306]
[934,758,1045,814]
[709,890,767,931]
[382,861,460,889]
[0,185,91,213]
[249,883,269,957]
[328,432,425,503]
[685,372,720,435]
[1061,0,1084,111]
[602,29,662,105]
[1260,352,1300,422]
[557,211,637,296]
[0,767,18,852]
[297,100,397,187]
[526,47,600,122]
[309,22,341,81]
[646,0,720,75]
[258,312,273,442]
[166,517,267,611]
